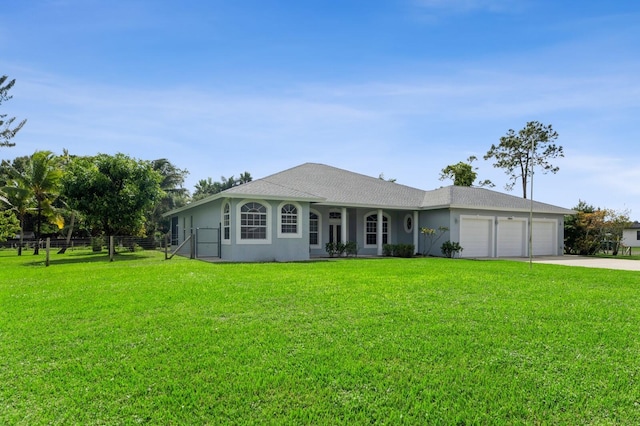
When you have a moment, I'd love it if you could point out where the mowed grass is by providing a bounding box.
[2,250,640,424]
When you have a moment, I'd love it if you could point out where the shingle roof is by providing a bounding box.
[421,185,575,214]
[164,163,574,216]
[234,163,426,209]
[222,178,323,201]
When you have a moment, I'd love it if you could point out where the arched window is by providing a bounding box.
[277,202,302,238]
[365,212,389,247]
[240,202,267,240]
[281,204,298,234]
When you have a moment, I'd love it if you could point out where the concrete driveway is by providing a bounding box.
[526,255,640,271]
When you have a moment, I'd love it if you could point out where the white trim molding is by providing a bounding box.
[277,201,302,239]
[236,199,272,245]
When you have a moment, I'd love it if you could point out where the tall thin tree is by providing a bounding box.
[0,75,27,148]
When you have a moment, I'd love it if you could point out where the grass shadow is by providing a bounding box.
[22,250,156,266]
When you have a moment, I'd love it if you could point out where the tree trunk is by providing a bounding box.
[33,204,41,255]
[17,218,24,256]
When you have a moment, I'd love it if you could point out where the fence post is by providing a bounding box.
[165,234,169,260]
[109,235,115,262]
[46,238,51,267]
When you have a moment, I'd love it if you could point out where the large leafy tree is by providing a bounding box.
[1,75,27,148]
[62,153,162,237]
[439,156,494,187]
[2,151,62,254]
[564,201,602,255]
[562,200,630,255]
[484,121,563,198]
[602,208,632,256]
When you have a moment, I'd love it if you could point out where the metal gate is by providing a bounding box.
[195,227,220,258]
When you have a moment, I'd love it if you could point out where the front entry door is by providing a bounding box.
[329,224,342,244]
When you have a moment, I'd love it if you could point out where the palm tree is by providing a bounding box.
[238,171,252,184]
[147,159,190,237]
[193,177,222,201]
[2,178,31,255]
[3,151,62,254]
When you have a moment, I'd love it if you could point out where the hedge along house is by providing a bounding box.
[164,163,574,262]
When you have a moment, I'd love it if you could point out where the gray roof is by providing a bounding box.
[232,163,426,209]
[421,185,575,214]
[165,163,574,216]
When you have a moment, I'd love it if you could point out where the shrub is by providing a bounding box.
[344,241,358,257]
[441,241,463,258]
[383,243,415,258]
[326,241,351,257]
[91,237,103,252]
[395,243,415,258]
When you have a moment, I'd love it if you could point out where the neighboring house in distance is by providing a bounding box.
[163,163,574,262]
[622,221,640,248]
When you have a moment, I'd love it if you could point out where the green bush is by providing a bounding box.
[326,242,351,257]
[441,241,463,258]
[91,237,103,252]
[344,241,358,257]
[395,243,415,258]
[383,243,415,258]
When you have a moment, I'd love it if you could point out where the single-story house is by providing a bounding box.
[164,163,574,262]
[622,221,640,248]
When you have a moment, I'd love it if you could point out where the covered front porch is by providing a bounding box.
[308,206,420,257]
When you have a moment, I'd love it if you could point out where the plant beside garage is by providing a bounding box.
[441,241,463,258]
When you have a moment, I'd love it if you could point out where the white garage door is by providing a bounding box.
[497,218,526,257]
[460,217,493,258]
[532,220,557,256]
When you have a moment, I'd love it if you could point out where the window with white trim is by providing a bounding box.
[309,211,320,246]
[277,202,302,238]
[365,213,389,246]
[241,202,267,240]
[281,204,298,234]
[223,202,230,241]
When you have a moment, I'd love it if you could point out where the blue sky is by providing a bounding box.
[2,0,640,218]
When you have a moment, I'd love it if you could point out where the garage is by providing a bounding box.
[459,216,493,258]
[532,219,557,256]
[497,217,527,257]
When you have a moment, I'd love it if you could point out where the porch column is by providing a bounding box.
[341,207,347,243]
[413,211,419,254]
[377,209,383,256]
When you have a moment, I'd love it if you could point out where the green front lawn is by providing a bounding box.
[2,250,639,424]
